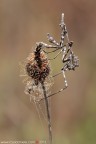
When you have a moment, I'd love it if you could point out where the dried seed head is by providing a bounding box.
[26,50,50,85]
[20,44,53,102]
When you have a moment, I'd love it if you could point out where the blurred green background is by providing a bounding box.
[0,0,96,144]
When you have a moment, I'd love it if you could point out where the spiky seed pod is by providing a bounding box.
[26,46,50,85]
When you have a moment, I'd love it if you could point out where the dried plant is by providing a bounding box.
[20,13,79,144]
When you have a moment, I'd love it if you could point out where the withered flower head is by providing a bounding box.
[20,43,53,102]
[26,44,50,85]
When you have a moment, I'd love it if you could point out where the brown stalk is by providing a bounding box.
[41,81,52,144]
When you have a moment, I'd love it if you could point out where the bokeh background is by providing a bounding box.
[0,0,96,144]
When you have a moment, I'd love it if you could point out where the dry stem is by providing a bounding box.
[41,81,52,144]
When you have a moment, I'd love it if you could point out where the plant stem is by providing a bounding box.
[41,81,52,144]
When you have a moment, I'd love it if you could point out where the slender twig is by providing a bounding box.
[41,81,52,144]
